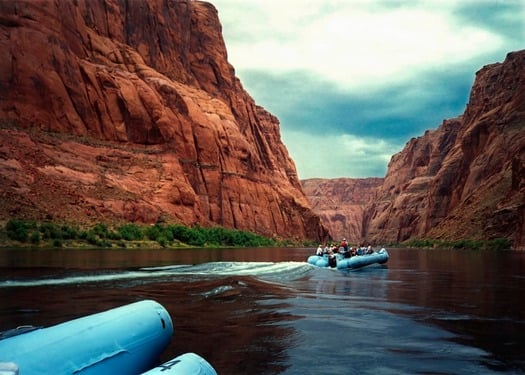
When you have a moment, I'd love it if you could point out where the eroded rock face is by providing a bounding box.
[301,178,384,245]
[363,50,525,249]
[0,0,328,240]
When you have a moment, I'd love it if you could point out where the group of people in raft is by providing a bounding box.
[316,238,374,259]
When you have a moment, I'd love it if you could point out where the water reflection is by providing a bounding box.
[385,248,525,371]
[311,266,389,300]
[1,247,524,373]
[385,248,525,320]
[150,276,299,374]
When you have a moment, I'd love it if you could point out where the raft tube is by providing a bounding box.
[142,352,217,375]
[307,254,330,267]
[307,248,389,270]
[336,248,389,269]
[0,300,216,375]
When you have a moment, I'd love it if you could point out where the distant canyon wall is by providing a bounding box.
[0,0,328,240]
[301,178,383,245]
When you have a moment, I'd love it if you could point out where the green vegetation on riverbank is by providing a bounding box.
[398,237,512,251]
[1,219,303,248]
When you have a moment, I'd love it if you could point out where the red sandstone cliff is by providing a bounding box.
[0,0,328,240]
[301,178,383,244]
[363,51,525,249]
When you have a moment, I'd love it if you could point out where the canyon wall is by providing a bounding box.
[0,0,328,240]
[363,50,525,249]
[301,178,383,244]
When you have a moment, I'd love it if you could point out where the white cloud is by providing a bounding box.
[215,0,503,92]
[212,0,523,178]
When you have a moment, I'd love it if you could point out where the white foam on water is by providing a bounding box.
[0,261,313,288]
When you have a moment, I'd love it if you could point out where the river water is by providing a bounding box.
[0,247,524,374]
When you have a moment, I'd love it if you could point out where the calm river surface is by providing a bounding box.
[0,247,524,374]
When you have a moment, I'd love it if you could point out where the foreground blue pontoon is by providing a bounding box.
[0,300,217,375]
[307,248,389,270]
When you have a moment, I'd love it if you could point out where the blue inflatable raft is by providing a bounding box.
[0,300,217,375]
[307,248,389,270]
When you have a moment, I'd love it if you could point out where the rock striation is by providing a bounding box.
[0,0,328,240]
[362,50,525,249]
[301,178,383,244]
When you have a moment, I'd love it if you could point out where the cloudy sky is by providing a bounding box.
[211,0,524,179]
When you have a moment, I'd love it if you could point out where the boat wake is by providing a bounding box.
[0,261,312,288]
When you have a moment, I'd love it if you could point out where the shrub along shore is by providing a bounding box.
[0,219,511,250]
[395,237,512,251]
[0,219,305,248]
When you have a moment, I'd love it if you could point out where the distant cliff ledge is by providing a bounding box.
[0,0,328,241]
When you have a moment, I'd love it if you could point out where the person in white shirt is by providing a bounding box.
[316,244,323,255]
